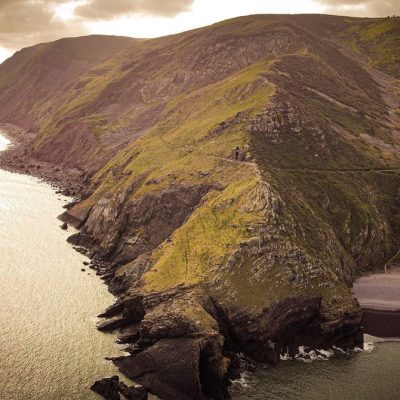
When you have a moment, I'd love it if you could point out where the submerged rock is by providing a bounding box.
[118,381,148,400]
[90,376,120,400]
[91,376,148,400]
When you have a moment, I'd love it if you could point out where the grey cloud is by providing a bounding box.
[0,0,85,49]
[319,0,400,17]
[0,0,193,55]
[75,0,193,19]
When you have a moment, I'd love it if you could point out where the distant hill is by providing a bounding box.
[0,35,137,131]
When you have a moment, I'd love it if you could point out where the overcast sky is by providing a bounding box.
[0,0,399,62]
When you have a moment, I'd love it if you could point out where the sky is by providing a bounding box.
[0,0,399,63]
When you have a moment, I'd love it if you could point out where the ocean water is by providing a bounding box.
[0,132,124,399]
[231,341,400,400]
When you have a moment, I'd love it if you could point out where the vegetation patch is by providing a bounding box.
[343,17,400,78]
[143,178,264,291]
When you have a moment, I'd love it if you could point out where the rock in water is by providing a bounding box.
[118,381,148,400]
[90,376,120,400]
[90,376,148,400]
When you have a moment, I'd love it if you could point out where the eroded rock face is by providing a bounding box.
[250,92,399,277]
[116,338,223,400]
[65,183,214,267]
[94,286,362,399]
[250,95,314,144]
[210,296,362,363]
[91,376,120,400]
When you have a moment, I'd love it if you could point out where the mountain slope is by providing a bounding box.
[0,35,137,131]
[1,14,400,400]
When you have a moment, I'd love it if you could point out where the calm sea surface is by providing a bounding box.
[0,132,123,399]
[1,132,400,400]
[232,341,400,400]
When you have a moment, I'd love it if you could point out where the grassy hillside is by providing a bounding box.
[54,15,400,314]
[1,14,400,397]
[0,35,137,131]
[343,17,400,78]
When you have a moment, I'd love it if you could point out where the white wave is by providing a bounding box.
[363,341,375,353]
[332,345,348,354]
[280,351,292,361]
[295,346,334,362]
[230,371,256,390]
[352,335,376,353]
[281,337,377,362]
[280,346,334,362]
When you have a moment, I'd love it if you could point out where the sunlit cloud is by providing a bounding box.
[84,0,326,39]
[0,47,12,63]
[318,0,400,16]
[52,1,85,21]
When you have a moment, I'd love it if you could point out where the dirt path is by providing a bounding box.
[271,167,400,173]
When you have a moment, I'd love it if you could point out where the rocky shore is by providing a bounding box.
[62,214,363,400]
[0,120,365,400]
[0,123,86,198]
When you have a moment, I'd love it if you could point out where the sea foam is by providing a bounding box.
[280,346,334,362]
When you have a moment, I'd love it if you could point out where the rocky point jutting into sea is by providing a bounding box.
[0,14,400,399]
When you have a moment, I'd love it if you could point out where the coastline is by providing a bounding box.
[0,130,131,399]
[0,126,152,399]
[3,123,398,399]
[0,123,86,198]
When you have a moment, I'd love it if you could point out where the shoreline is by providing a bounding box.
[2,124,398,399]
[0,123,86,199]
[0,129,135,399]
[0,127,151,399]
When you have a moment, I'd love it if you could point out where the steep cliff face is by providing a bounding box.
[1,14,400,399]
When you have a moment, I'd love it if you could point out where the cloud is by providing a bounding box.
[318,0,400,17]
[0,0,193,54]
[0,0,85,49]
[75,0,194,20]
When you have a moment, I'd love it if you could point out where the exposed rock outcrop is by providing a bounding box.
[90,376,148,400]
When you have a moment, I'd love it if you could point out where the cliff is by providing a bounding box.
[1,14,399,400]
